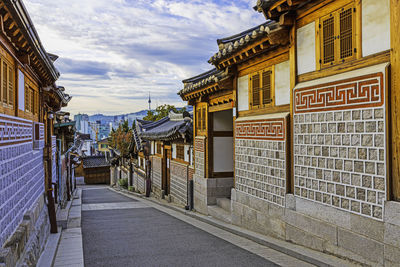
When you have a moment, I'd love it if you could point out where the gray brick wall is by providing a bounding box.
[294,108,386,220]
[235,139,287,207]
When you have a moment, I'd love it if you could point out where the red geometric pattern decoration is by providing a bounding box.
[235,118,285,141]
[294,73,384,113]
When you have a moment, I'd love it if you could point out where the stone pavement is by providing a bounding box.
[52,188,84,267]
[81,186,314,267]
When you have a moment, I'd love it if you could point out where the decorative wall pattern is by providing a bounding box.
[170,161,188,205]
[294,73,384,113]
[293,72,387,220]
[0,144,44,247]
[235,119,285,141]
[235,116,288,207]
[33,122,45,150]
[0,114,32,146]
[194,137,205,179]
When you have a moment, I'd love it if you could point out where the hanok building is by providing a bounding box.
[179,0,400,265]
[0,0,71,266]
[139,111,193,206]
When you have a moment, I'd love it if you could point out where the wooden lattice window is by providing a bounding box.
[321,15,335,65]
[249,66,274,109]
[251,73,260,107]
[262,70,272,105]
[176,144,184,161]
[201,107,206,131]
[30,88,34,114]
[8,66,13,106]
[156,142,162,155]
[35,91,39,115]
[319,4,356,68]
[2,61,7,104]
[339,7,353,59]
[25,85,30,112]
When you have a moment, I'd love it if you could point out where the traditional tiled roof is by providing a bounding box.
[138,112,193,141]
[178,68,230,96]
[82,156,110,168]
[208,21,280,65]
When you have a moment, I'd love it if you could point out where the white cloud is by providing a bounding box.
[23,0,265,115]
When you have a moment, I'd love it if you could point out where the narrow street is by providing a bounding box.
[80,187,312,267]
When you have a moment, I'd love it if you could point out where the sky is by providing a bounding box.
[24,0,265,116]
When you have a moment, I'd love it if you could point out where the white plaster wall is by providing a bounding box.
[172,143,177,159]
[151,141,154,155]
[297,22,316,75]
[213,137,234,172]
[213,110,233,131]
[18,70,24,111]
[237,75,249,111]
[275,60,291,106]
[362,0,390,57]
[184,144,190,163]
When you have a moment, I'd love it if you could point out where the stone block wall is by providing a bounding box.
[194,137,205,179]
[293,71,387,220]
[170,161,188,206]
[235,115,288,207]
[0,114,46,250]
[151,156,162,197]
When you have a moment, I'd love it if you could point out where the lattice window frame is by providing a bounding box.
[318,3,357,69]
[249,66,275,110]
[196,103,208,136]
[175,143,185,161]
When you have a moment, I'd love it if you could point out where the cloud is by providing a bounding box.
[24,0,265,115]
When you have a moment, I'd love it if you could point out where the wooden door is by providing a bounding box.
[164,146,172,195]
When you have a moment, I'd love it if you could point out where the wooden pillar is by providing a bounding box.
[390,0,400,201]
[289,22,297,194]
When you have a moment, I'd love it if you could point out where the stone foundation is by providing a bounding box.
[0,194,50,267]
[231,189,400,266]
[193,175,234,214]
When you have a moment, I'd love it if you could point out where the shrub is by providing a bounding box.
[118,178,128,188]
[128,186,134,192]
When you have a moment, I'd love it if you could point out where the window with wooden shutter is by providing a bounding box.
[262,70,272,105]
[321,15,335,65]
[249,66,274,109]
[176,144,184,160]
[25,85,30,112]
[8,66,13,106]
[30,88,34,114]
[251,73,260,108]
[156,142,162,155]
[2,61,7,104]
[319,4,356,68]
[339,6,353,60]
[201,107,206,131]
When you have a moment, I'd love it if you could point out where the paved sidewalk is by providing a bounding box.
[53,188,84,267]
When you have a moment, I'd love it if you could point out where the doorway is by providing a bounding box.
[163,145,172,195]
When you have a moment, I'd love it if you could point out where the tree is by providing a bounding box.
[109,120,132,157]
[143,104,186,121]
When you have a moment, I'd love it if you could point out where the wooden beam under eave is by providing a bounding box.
[279,12,295,26]
[277,4,290,12]
[287,0,304,6]
[3,13,10,22]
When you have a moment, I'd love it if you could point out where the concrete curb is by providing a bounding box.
[110,186,358,267]
[36,227,62,267]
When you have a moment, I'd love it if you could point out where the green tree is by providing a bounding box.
[109,120,132,157]
[143,104,186,121]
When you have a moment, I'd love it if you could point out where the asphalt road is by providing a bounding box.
[81,188,278,267]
